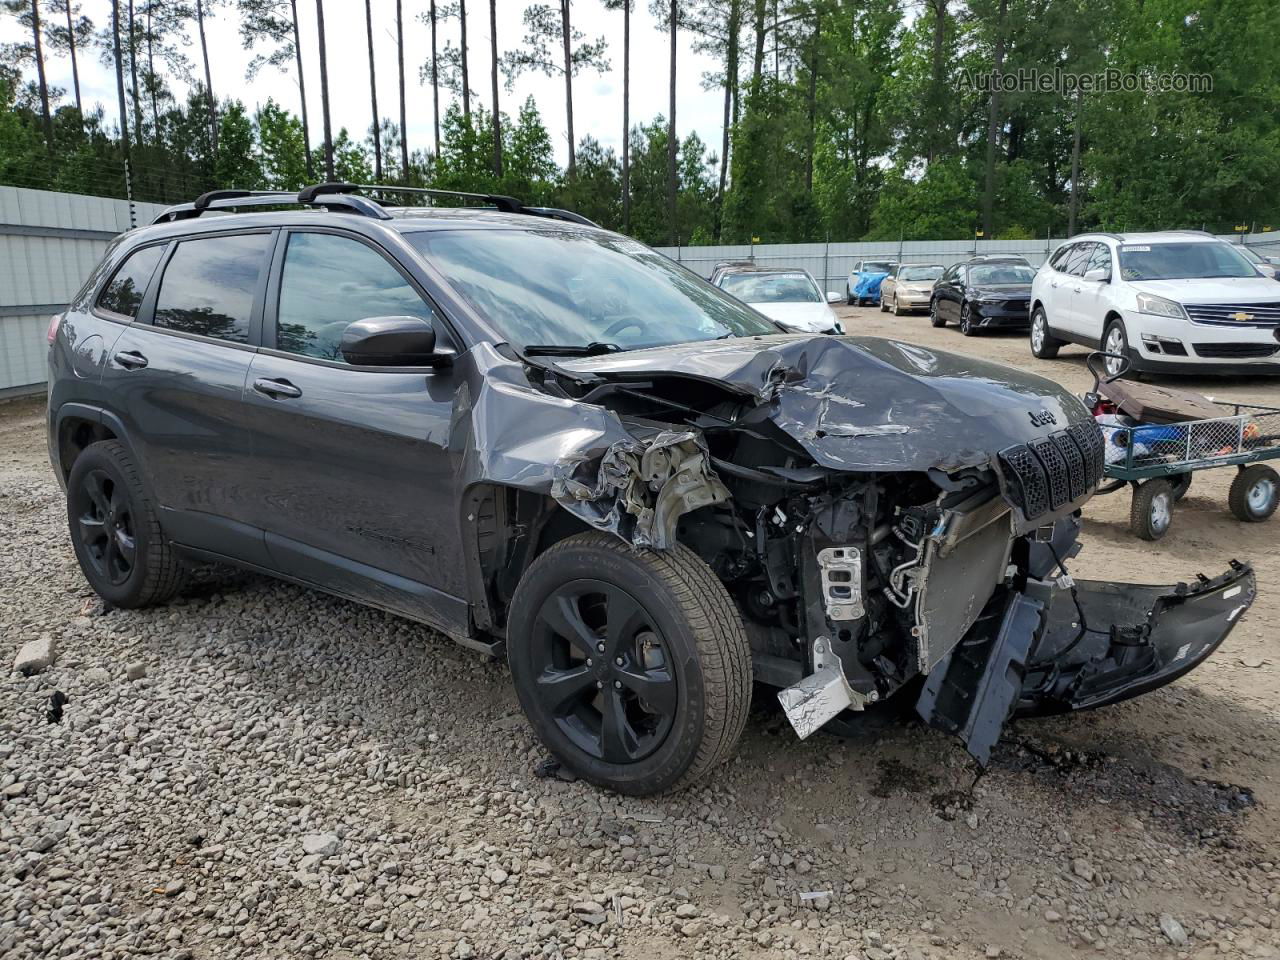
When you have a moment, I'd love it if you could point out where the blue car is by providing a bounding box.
[845,259,899,305]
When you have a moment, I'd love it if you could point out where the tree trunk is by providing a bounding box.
[195,0,217,156]
[459,0,470,120]
[561,0,576,176]
[146,3,159,137]
[804,8,819,193]
[290,0,315,180]
[927,0,947,163]
[111,0,132,192]
[430,0,440,155]
[716,0,740,240]
[397,0,409,177]
[315,0,335,180]
[666,0,678,246]
[128,0,143,144]
[751,0,765,93]
[30,0,53,149]
[1068,87,1082,236]
[621,0,630,233]
[365,0,382,180]
[490,0,502,176]
[65,0,82,117]
[980,0,1008,236]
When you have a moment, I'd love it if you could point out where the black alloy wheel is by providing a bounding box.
[73,468,137,585]
[529,579,676,764]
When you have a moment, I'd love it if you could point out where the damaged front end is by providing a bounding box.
[478,334,1255,762]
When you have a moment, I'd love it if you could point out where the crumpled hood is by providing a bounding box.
[560,334,1092,473]
[749,301,840,332]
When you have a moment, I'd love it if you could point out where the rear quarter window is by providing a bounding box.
[96,244,165,319]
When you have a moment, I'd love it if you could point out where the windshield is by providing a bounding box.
[407,228,779,351]
[1117,242,1257,280]
[858,261,895,274]
[720,271,822,304]
[969,264,1035,285]
[899,266,943,282]
[1238,246,1263,265]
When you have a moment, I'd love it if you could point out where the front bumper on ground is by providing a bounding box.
[916,560,1255,763]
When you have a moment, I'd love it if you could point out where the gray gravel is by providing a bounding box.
[3,393,1280,960]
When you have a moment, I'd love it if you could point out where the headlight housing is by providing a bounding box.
[1135,293,1188,320]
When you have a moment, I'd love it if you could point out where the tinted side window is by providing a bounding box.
[1048,244,1074,270]
[97,245,164,318]
[275,233,435,361]
[153,233,271,343]
[1062,243,1094,277]
[1087,243,1112,276]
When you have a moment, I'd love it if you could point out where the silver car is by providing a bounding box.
[879,263,945,315]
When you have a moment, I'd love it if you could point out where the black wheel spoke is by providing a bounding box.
[535,664,596,714]
[77,513,106,545]
[603,586,645,655]
[539,593,600,657]
[84,471,110,515]
[617,666,677,715]
[114,527,136,567]
[599,688,640,763]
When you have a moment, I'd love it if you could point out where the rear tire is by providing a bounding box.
[1030,306,1063,359]
[880,294,890,312]
[929,299,946,327]
[1130,479,1174,541]
[66,440,187,608]
[507,533,751,795]
[1228,465,1279,523]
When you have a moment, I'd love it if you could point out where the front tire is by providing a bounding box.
[66,440,187,608]
[1103,320,1131,377]
[507,533,751,795]
[960,304,978,336]
[1030,306,1063,359]
[1229,465,1279,523]
[879,293,890,312]
[892,294,904,316]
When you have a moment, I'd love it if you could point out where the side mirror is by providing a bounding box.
[341,316,445,366]
[826,291,843,303]
[1083,268,1109,282]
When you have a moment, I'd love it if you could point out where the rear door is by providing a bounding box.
[239,227,468,634]
[100,229,275,565]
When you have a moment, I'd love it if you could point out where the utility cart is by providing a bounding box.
[1084,353,1280,540]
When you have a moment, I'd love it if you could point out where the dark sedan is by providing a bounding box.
[930,259,1036,336]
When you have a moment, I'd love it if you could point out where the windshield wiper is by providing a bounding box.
[523,341,624,357]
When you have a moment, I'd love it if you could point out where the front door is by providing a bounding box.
[100,230,276,566]
[240,228,468,634]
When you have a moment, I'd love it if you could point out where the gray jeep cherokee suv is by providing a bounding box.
[47,183,1255,794]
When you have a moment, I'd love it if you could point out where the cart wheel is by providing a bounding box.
[1170,473,1193,502]
[1228,465,1279,523]
[1130,479,1174,540]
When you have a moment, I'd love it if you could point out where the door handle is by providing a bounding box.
[1072,286,1082,293]
[113,350,148,370]
[253,377,302,399]
[1050,280,1059,288]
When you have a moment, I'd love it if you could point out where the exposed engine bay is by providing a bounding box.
[454,334,1256,762]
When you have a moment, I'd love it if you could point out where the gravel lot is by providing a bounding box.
[4,312,1280,960]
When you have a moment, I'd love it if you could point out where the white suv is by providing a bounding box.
[1030,231,1280,375]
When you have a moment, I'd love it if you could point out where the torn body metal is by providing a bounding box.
[456,334,1257,762]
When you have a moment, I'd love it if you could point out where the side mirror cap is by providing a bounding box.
[826,291,842,303]
[1084,268,1109,282]
[341,316,446,366]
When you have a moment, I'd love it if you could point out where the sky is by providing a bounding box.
[2,0,729,170]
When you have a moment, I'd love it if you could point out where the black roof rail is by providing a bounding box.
[353,184,599,226]
[152,187,393,224]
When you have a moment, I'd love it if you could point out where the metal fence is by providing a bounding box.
[3,183,1279,395]
[654,234,1280,294]
[0,186,167,396]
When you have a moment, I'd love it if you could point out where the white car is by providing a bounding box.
[713,267,844,334]
[1030,231,1280,375]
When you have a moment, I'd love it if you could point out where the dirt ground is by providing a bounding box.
[2,314,1279,960]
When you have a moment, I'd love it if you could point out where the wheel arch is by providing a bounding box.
[54,403,134,482]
